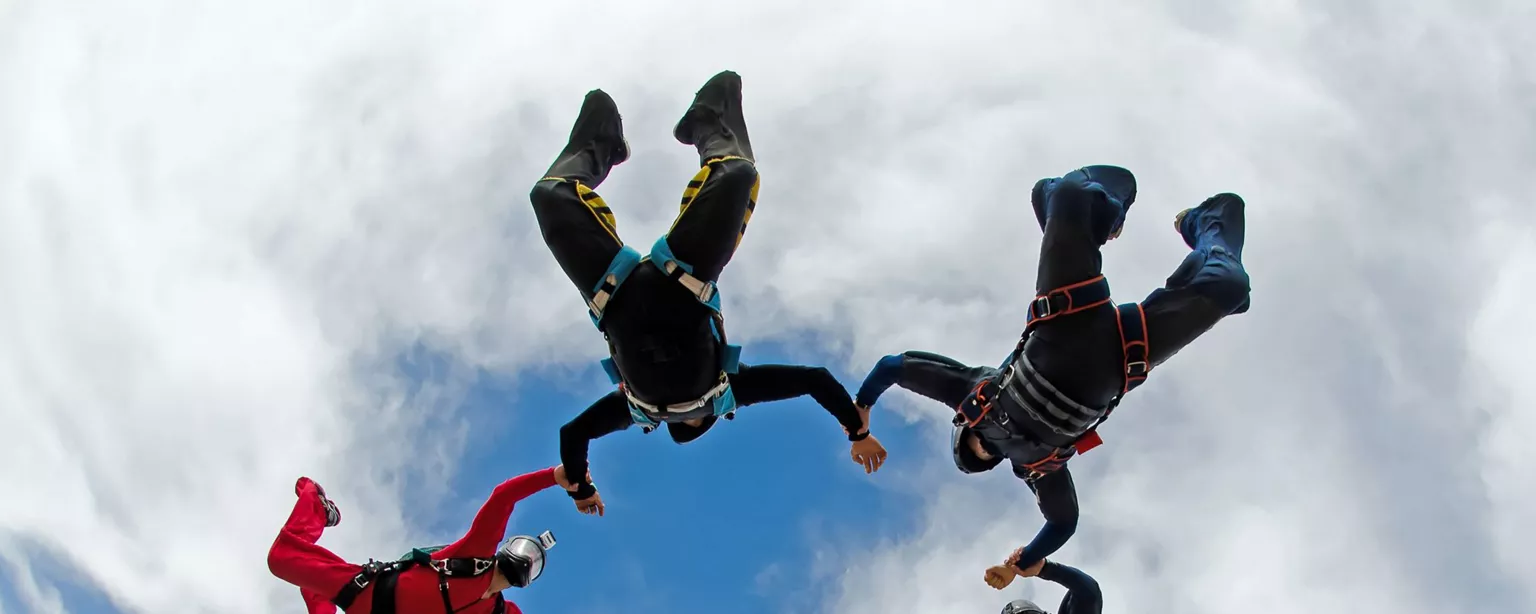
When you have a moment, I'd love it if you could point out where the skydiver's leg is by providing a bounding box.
[1141,192,1252,367]
[1029,165,1136,291]
[1024,167,1139,406]
[529,89,633,304]
[266,478,360,614]
[660,70,760,284]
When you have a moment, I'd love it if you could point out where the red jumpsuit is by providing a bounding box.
[267,467,559,614]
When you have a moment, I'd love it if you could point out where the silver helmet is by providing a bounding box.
[1002,598,1047,614]
[496,530,556,588]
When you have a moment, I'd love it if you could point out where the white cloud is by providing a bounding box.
[3,0,1533,613]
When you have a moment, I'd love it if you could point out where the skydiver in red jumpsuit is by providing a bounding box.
[266,465,579,613]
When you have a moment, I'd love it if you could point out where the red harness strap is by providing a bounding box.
[1073,302,1150,454]
[1025,275,1114,329]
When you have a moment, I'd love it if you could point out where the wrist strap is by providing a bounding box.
[848,429,870,442]
[569,482,597,499]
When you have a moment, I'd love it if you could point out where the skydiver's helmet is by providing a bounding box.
[1002,599,1048,614]
[951,420,1004,474]
[496,530,556,588]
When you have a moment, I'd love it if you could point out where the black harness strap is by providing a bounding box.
[370,567,400,614]
[333,560,402,611]
[331,552,500,613]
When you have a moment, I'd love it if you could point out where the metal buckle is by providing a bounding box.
[1126,361,1148,376]
[1033,296,1053,318]
[474,559,494,574]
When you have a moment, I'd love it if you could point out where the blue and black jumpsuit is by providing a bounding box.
[857,165,1253,571]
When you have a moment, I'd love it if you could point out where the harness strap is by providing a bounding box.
[650,237,722,311]
[1018,449,1072,482]
[332,554,500,613]
[1072,302,1150,454]
[623,375,738,433]
[1026,275,1112,328]
[438,574,455,613]
[954,378,1000,428]
[333,560,403,611]
[587,246,643,329]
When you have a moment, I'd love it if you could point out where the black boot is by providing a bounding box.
[672,70,754,165]
[543,89,630,186]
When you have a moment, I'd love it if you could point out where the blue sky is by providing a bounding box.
[436,342,933,614]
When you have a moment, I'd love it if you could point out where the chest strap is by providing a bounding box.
[622,374,738,433]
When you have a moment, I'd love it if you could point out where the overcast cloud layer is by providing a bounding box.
[3,0,1534,613]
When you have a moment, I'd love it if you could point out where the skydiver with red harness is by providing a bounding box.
[853,165,1252,583]
[266,466,579,613]
[529,71,889,517]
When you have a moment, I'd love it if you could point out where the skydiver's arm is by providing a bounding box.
[855,351,985,409]
[436,467,559,559]
[1009,467,1080,572]
[729,364,864,435]
[557,391,631,497]
[1039,561,1103,614]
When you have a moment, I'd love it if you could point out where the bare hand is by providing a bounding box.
[574,491,605,516]
[984,564,1018,590]
[851,435,888,474]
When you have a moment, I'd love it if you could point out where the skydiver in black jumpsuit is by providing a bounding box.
[855,166,1252,579]
[530,71,890,516]
[995,557,1103,614]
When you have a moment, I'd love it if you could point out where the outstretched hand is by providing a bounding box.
[851,435,888,474]
[844,403,887,473]
[574,491,605,516]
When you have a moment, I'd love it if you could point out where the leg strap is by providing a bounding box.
[1116,302,1149,394]
[1026,275,1113,327]
[648,236,722,313]
[587,246,643,329]
[1072,302,1151,455]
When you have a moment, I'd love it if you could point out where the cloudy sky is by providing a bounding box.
[3,0,1534,613]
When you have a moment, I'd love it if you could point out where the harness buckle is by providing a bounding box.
[1126,361,1148,377]
[1032,296,1054,318]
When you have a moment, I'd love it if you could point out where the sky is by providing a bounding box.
[1,1,1534,613]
